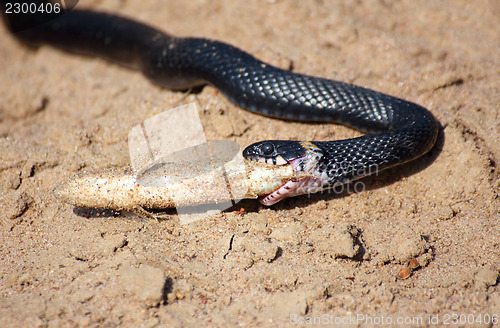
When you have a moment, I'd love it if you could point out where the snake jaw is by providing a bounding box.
[259,176,324,206]
[244,141,330,205]
[258,178,301,205]
[251,155,288,166]
[258,150,328,206]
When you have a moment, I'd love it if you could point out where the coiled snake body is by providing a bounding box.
[6,9,439,206]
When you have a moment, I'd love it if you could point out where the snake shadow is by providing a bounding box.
[231,124,445,212]
[72,206,178,221]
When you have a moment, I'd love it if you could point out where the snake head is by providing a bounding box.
[242,140,307,165]
[243,141,326,205]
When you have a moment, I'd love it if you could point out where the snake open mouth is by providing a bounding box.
[258,156,325,206]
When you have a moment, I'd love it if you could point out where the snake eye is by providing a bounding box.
[260,142,275,156]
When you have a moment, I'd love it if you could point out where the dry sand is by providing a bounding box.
[1,1,499,327]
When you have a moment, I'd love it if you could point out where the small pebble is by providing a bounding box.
[408,258,420,270]
[397,267,412,280]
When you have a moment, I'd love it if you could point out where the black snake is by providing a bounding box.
[3,7,439,206]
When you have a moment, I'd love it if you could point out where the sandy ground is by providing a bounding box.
[1,0,499,327]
